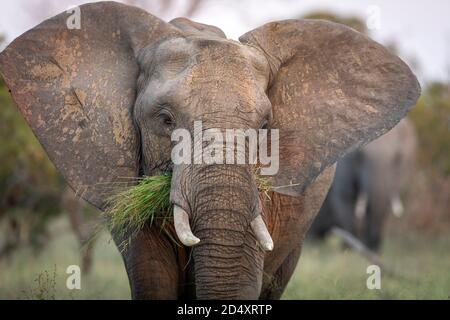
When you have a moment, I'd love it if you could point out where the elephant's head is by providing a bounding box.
[0,2,420,299]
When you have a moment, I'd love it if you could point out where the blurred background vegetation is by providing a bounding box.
[0,6,449,299]
[0,64,63,255]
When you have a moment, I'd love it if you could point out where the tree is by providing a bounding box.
[410,83,450,176]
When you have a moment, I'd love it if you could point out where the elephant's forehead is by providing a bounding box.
[150,36,269,84]
[143,37,271,117]
[155,36,245,61]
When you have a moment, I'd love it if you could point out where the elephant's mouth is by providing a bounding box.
[172,203,273,251]
[103,166,273,245]
[169,163,274,251]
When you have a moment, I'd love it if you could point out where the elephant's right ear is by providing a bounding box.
[0,2,181,209]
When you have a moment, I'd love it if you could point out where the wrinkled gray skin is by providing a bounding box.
[309,119,417,251]
[0,2,420,299]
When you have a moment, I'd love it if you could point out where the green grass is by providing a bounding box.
[103,173,271,250]
[0,218,448,299]
[0,218,130,299]
[104,175,174,250]
[283,227,450,299]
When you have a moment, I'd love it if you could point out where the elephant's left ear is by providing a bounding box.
[0,2,182,209]
[239,19,420,196]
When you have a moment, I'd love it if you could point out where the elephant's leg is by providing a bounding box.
[259,246,302,300]
[363,201,388,252]
[119,224,185,299]
[332,192,357,238]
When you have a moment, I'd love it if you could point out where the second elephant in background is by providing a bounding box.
[309,118,417,251]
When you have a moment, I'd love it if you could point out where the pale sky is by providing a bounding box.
[1,0,449,85]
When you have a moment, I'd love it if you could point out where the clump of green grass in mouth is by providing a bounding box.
[104,174,174,248]
[104,172,271,248]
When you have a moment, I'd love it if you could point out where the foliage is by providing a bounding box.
[410,83,450,176]
[104,175,174,249]
[21,267,57,300]
[407,83,450,231]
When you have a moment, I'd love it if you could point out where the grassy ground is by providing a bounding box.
[284,228,450,299]
[0,219,130,299]
[0,218,449,299]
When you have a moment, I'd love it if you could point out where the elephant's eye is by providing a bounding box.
[157,109,175,127]
[260,120,269,130]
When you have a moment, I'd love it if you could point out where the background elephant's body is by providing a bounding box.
[307,152,363,239]
[309,119,418,250]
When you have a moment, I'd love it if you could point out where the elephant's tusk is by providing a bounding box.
[251,215,274,251]
[173,205,200,246]
[391,195,404,218]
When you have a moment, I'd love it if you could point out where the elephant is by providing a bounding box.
[0,2,420,299]
[309,118,418,251]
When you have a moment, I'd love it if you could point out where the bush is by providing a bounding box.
[410,83,450,177]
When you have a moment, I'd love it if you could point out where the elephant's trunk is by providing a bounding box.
[187,164,265,299]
